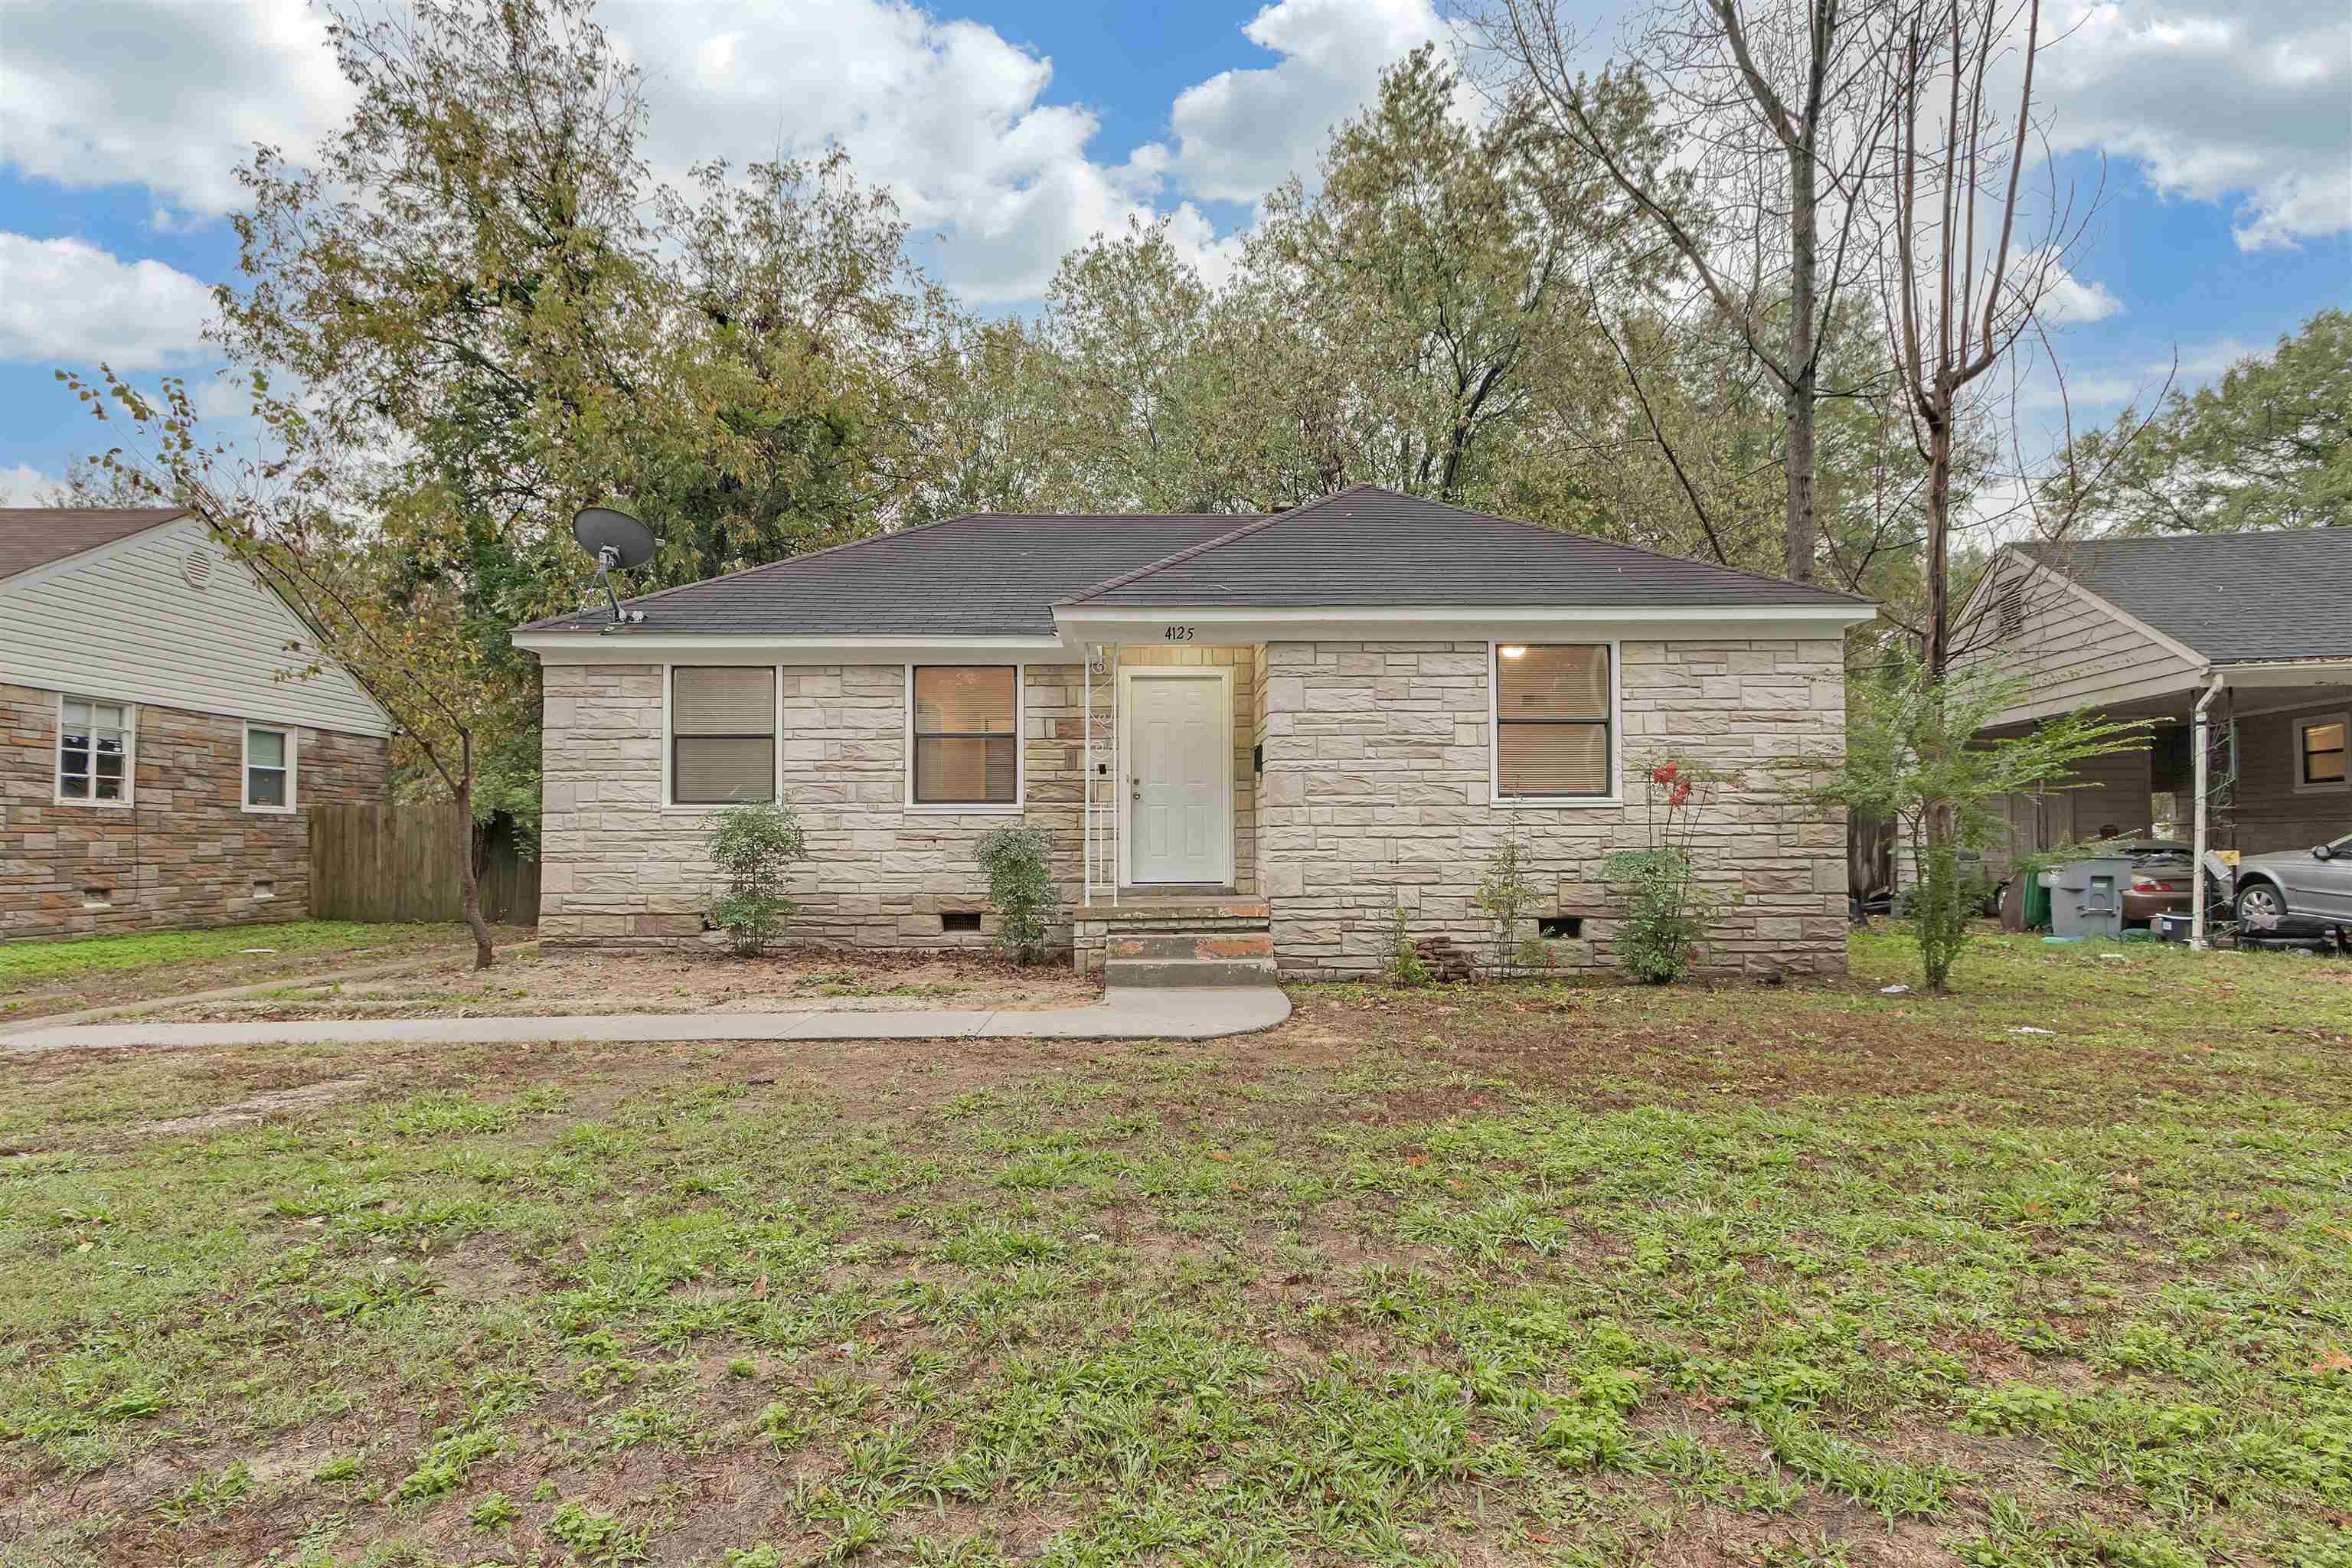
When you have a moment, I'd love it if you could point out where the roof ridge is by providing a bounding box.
[1062,483,1869,608]
[1376,486,1875,603]
[1054,505,1309,605]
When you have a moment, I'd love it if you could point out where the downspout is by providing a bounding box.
[2190,669,2225,950]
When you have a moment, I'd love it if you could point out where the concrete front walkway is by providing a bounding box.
[0,986,1290,1055]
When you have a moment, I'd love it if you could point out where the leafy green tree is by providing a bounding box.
[1802,645,2147,994]
[2060,309,2350,534]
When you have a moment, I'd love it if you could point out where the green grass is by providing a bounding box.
[0,921,468,992]
[2,928,2347,1566]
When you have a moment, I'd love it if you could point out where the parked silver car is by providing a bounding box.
[2234,832,2352,932]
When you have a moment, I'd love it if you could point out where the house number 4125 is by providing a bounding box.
[1161,625,1194,642]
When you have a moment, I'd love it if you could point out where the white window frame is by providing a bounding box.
[2292,710,2350,794]
[243,724,299,814]
[1487,638,1623,808]
[54,693,136,808]
[904,663,1025,814]
[662,663,784,812]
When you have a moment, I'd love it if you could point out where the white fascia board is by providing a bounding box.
[1053,602,1877,643]
[2208,659,2352,691]
[514,630,1076,665]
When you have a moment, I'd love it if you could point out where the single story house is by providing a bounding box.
[1,508,394,939]
[515,486,1874,978]
[1964,528,2352,935]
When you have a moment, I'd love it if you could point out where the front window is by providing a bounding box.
[246,726,293,809]
[910,666,1018,805]
[1494,644,1613,799]
[670,666,776,805]
[2298,715,2347,789]
[58,697,132,804]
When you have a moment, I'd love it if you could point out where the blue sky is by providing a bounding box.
[2,0,2345,503]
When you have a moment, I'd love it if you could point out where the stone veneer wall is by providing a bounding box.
[540,652,1269,949]
[540,662,1090,948]
[1255,639,1849,978]
[1,681,390,940]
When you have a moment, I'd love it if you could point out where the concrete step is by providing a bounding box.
[1106,931,1276,962]
[1104,956,1280,988]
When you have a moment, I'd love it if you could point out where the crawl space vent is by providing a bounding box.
[940,910,984,933]
[183,548,216,589]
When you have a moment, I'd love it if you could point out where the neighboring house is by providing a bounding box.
[515,486,1875,978]
[1964,529,2352,887]
[0,508,395,940]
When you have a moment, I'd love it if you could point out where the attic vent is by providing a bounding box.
[182,548,216,589]
[1995,579,2024,640]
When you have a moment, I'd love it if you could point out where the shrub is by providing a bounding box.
[974,825,1055,964]
[1602,759,1729,984]
[1475,818,1546,978]
[705,801,807,957]
[1385,901,1430,986]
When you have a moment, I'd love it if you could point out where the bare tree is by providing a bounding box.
[1465,0,1900,583]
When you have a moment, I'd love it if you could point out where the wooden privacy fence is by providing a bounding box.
[308,804,541,926]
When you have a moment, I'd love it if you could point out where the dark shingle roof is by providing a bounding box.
[1060,486,1867,609]
[0,508,186,581]
[2017,530,2352,663]
[521,514,1255,636]
[519,485,1864,638]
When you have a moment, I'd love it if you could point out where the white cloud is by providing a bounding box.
[0,0,352,219]
[0,462,60,505]
[2041,0,2351,250]
[2024,250,2125,325]
[0,234,217,371]
[0,0,1447,305]
[1136,0,1444,205]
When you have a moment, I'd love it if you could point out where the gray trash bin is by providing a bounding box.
[2049,856,2130,941]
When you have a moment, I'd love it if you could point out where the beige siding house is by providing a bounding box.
[1965,531,2352,901]
[0,508,394,939]
[518,487,1875,980]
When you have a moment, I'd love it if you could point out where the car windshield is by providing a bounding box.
[2331,832,2352,856]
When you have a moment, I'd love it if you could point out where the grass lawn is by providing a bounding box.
[0,922,530,1021]
[2,929,2347,1567]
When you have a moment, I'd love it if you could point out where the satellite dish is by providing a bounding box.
[572,506,655,570]
[570,506,655,628]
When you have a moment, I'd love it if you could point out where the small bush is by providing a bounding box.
[1475,822,1544,979]
[974,825,1055,964]
[1385,902,1430,986]
[705,801,807,957]
[1603,760,1730,984]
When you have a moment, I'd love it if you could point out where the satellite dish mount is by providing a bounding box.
[570,507,656,632]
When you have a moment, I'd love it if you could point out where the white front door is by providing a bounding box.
[1125,671,1230,885]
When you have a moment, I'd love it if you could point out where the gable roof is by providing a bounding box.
[0,507,187,581]
[520,486,1865,639]
[1060,485,1867,609]
[2016,529,2352,664]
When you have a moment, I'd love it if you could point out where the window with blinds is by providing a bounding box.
[911,665,1018,805]
[1493,644,1613,798]
[671,666,776,804]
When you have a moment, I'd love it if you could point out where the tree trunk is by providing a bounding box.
[1922,398,1955,680]
[1785,140,1819,584]
[454,739,497,971]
